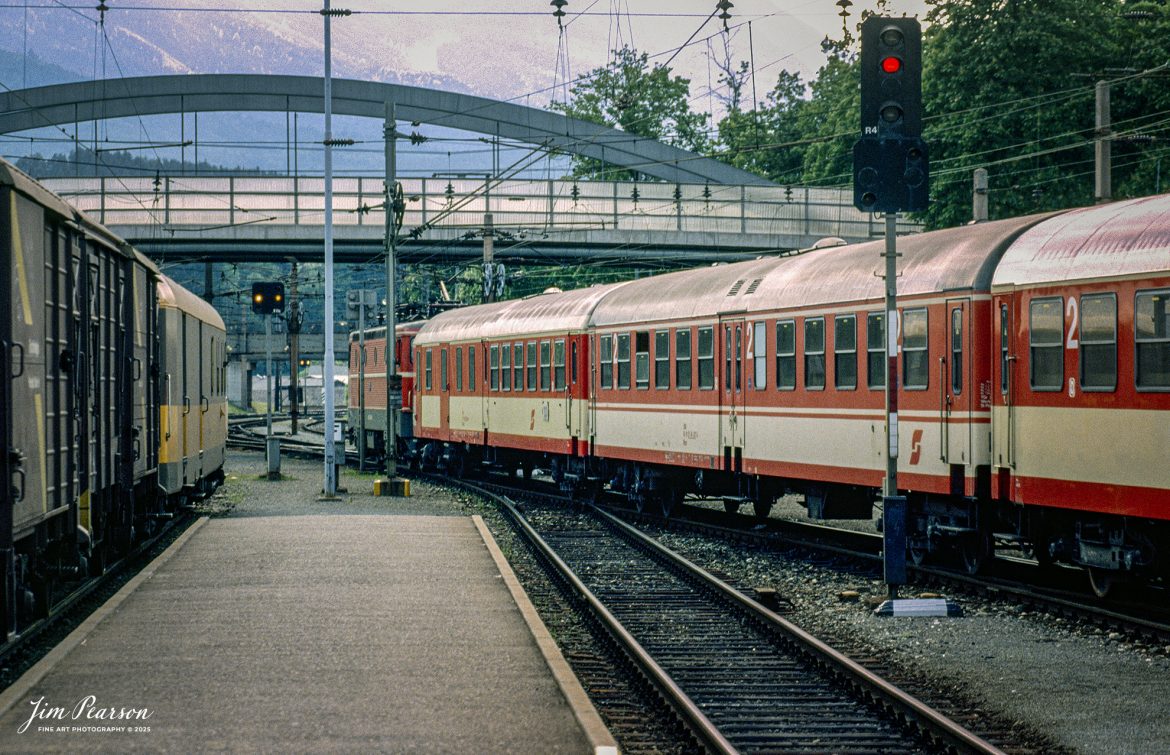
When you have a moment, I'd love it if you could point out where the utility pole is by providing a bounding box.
[357,293,367,472]
[321,0,339,497]
[972,168,989,223]
[483,211,495,303]
[384,101,400,477]
[288,261,301,434]
[1095,80,1112,204]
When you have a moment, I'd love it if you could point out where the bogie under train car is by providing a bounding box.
[409,195,1170,594]
[0,160,227,638]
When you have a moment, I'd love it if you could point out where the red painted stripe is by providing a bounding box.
[1010,475,1170,519]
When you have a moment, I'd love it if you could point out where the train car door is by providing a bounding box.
[718,317,746,473]
[991,297,1016,483]
[438,347,450,438]
[568,336,584,455]
[943,299,973,472]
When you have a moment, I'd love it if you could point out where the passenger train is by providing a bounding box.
[1,159,227,638]
[374,194,1170,597]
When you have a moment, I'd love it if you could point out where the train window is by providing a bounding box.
[776,320,796,390]
[655,330,670,389]
[469,345,476,388]
[616,334,631,389]
[456,347,463,392]
[724,327,732,391]
[540,341,552,391]
[675,329,692,390]
[867,313,885,390]
[903,308,929,390]
[425,349,433,391]
[735,326,743,391]
[697,327,714,390]
[502,343,513,392]
[490,345,499,391]
[835,315,857,390]
[554,340,566,391]
[1135,290,1170,390]
[951,309,963,395]
[599,335,613,389]
[635,332,650,389]
[513,343,523,392]
[571,342,578,384]
[752,322,767,390]
[804,318,825,390]
[527,342,537,391]
[1029,298,1063,391]
[1000,306,1009,395]
[440,349,448,392]
[1080,294,1116,391]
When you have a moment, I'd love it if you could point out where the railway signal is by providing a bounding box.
[853,16,932,596]
[853,16,929,214]
[251,281,285,314]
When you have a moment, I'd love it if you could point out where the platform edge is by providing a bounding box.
[0,516,211,718]
[471,514,619,755]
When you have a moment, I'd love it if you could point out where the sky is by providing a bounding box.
[0,0,929,176]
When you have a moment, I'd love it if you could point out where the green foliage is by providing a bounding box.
[717,70,809,183]
[549,46,709,180]
[920,0,1126,227]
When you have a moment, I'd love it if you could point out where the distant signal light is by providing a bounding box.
[881,56,902,74]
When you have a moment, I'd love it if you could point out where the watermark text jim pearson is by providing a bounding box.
[19,695,153,734]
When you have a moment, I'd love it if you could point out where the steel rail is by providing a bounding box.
[483,484,738,754]
[591,505,1005,755]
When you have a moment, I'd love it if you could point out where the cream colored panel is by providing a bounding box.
[595,407,720,459]
[1012,407,1170,489]
[449,396,484,432]
[485,396,570,440]
[420,395,440,428]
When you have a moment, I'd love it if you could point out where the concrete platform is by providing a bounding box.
[0,513,614,753]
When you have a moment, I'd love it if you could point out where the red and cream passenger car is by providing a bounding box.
[410,284,626,475]
[406,194,1170,592]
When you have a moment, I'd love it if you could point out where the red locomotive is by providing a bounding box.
[347,320,424,463]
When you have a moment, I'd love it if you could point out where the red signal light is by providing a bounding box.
[880,56,902,74]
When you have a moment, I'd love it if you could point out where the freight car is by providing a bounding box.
[0,159,227,637]
[410,194,1170,595]
[346,320,423,464]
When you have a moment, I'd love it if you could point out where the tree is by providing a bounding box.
[921,0,1126,227]
[717,69,809,184]
[549,46,710,180]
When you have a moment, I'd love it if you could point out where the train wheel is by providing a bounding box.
[660,488,681,519]
[960,535,991,575]
[723,499,740,515]
[909,543,928,567]
[1087,567,1115,599]
[753,499,773,519]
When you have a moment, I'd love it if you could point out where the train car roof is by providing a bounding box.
[349,320,427,342]
[0,158,131,255]
[588,257,786,328]
[157,273,227,331]
[743,211,1055,313]
[992,193,1170,289]
[414,282,630,345]
[0,158,78,220]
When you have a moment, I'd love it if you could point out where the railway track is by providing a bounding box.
[468,479,999,754]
